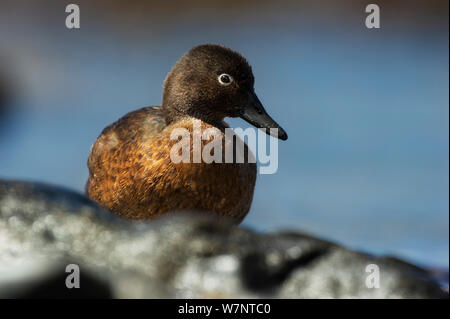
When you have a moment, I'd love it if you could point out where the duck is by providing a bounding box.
[85,44,287,223]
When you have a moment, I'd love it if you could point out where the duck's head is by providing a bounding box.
[162,44,288,140]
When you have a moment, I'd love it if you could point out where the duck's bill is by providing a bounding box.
[240,92,288,141]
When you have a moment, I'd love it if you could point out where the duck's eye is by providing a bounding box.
[218,74,233,86]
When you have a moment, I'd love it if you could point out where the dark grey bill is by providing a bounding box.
[239,91,288,140]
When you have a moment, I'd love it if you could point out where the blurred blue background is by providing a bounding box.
[0,0,448,271]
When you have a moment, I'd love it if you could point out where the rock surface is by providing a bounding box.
[0,179,447,298]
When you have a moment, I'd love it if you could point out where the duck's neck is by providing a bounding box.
[162,103,226,130]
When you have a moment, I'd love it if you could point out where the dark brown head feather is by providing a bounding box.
[162,44,255,125]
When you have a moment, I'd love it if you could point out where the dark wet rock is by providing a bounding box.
[0,179,447,298]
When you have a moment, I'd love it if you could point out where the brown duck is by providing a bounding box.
[86,44,287,223]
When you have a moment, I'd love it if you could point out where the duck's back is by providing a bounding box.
[86,107,257,221]
[97,106,166,141]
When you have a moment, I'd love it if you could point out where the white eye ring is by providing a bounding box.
[218,73,233,86]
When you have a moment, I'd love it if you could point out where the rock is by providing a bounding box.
[0,179,447,298]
